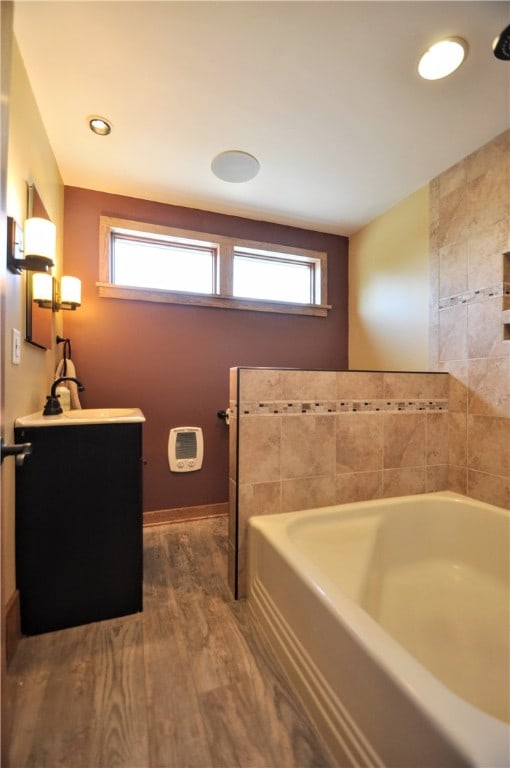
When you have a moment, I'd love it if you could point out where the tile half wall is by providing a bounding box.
[228,367,449,598]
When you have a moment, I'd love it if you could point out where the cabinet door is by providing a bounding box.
[15,423,143,634]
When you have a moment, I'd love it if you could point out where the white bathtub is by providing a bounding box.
[248,492,509,767]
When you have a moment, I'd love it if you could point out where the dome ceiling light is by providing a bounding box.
[88,116,112,135]
[418,37,468,80]
[211,150,260,183]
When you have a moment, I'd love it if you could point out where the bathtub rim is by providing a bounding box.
[248,491,510,768]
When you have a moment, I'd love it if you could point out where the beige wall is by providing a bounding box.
[3,41,64,602]
[349,185,429,371]
[430,130,510,509]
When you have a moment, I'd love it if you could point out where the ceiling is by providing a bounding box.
[13,1,510,236]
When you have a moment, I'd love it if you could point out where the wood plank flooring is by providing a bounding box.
[7,517,334,768]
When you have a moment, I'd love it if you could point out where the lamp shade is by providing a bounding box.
[60,276,81,307]
[24,217,56,259]
[32,272,53,303]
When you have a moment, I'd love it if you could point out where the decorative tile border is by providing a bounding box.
[439,282,510,310]
[235,399,448,415]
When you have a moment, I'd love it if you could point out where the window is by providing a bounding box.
[233,247,318,304]
[98,216,330,316]
[112,230,217,294]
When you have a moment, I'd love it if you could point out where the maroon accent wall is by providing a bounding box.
[62,187,348,512]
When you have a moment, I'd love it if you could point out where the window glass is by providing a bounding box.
[112,234,216,294]
[233,251,313,303]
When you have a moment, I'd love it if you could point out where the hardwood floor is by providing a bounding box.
[7,517,334,768]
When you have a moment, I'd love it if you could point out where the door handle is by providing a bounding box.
[0,437,32,466]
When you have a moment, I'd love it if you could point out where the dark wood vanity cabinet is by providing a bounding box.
[14,422,143,635]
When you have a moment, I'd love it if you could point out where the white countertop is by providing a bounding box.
[16,408,146,427]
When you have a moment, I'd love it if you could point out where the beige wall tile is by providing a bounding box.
[382,467,427,497]
[468,415,510,478]
[229,412,237,481]
[448,465,467,494]
[468,297,508,359]
[429,324,439,371]
[228,479,236,545]
[426,464,448,492]
[436,186,468,248]
[281,414,335,479]
[439,241,468,298]
[383,413,426,468]
[426,412,448,465]
[335,471,383,504]
[441,362,468,412]
[237,481,282,598]
[438,157,467,197]
[468,218,510,290]
[439,304,468,362]
[281,476,335,513]
[337,371,384,399]
[238,416,281,483]
[229,367,239,399]
[430,177,440,223]
[429,247,440,327]
[466,130,509,182]
[468,357,510,418]
[448,412,467,466]
[428,372,450,398]
[234,130,510,593]
[433,131,509,509]
[430,215,440,254]
[468,469,510,510]
[468,164,510,235]
[280,370,337,401]
[383,372,448,399]
[336,412,383,472]
[238,481,281,519]
[239,368,282,401]
[228,496,236,595]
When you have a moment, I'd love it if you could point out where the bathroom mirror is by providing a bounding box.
[25,184,53,350]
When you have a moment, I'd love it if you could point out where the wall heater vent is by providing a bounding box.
[168,427,203,472]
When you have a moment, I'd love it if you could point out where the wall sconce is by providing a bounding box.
[7,216,56,274]
[33,273,82,311]
[60,276,82,310]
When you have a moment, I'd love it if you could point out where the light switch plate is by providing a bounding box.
[12,328,21,365]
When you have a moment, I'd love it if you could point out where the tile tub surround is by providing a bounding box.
[227,133,510,598]
[229,368,449,597]
[430,129,510,510]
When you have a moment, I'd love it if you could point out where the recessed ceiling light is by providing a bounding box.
[418,37,468,80]
[211,150,260,183]
[88,116,112,136]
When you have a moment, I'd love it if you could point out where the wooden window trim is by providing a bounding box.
[98,216,331,317]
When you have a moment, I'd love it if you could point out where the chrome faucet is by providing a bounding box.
[43,377,86,416]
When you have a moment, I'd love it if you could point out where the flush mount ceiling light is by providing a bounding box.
[88,116,112,135]
[418,37,468,80]
[211,150,260,183]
